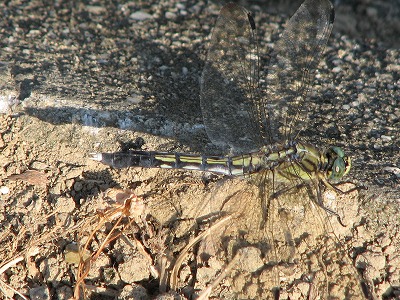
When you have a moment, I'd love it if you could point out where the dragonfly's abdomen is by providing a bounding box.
[92,150,271,176]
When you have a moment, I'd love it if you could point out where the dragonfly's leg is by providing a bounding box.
[332,181,368,194]
[307,182,347,227]
[323,207,346,227]
[219,190,245,212]
[269,180,346,227]
[269,182,305,199]
[320,176,367,195]
[320,177,346,194]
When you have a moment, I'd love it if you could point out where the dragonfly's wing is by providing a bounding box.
[264,0,334,141]
[200,3,266,154]
[172,177,365,298]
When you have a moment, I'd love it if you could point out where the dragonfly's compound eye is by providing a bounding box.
[330,157,346,180]
[327,146,351,180]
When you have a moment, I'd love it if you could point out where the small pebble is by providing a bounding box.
[127,94,143,104]
[30,161,49,170]
[130,11,152,21]
[86,5,107,14]
[56,196,76,213]
[73,181,83,192]
[165,11,176,19]
[383,167,400,178]
[29,285,50,300]
[0,186,9,194]
[64,168,82,179]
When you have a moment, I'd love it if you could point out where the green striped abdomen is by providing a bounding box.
[92,143,294,176]
[92,150,266,176]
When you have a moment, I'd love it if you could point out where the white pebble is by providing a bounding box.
[0,186,10,194]
[130,11,152,21]
[165,11,176,19]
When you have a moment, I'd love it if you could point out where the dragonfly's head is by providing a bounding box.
[326,146,351,181]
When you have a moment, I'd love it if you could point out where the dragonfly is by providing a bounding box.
[92,0,365,298]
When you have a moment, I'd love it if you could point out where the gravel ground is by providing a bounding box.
[0,0,398,299]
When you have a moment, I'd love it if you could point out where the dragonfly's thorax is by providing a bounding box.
[259,142,300,166]
[255,141,328,182]
[295,143,326,175]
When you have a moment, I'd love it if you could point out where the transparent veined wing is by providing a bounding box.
[264,0,334,142]
[200,3,267,154]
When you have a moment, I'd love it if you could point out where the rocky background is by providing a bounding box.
[0,0,398,299]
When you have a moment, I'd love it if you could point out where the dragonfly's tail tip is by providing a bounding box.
[89,153,103,161]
